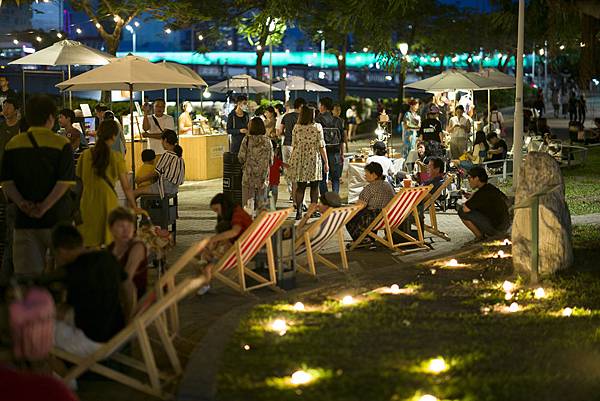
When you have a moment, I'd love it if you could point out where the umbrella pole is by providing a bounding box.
[176,88,180,136]
[130,84,136,187]
[487,89,491,134]
[21,70,26,110]
[200,87,203,116]
[68,65,72,109]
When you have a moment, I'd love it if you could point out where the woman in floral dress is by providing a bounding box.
[238,117,273,212]
[288,106,329,220]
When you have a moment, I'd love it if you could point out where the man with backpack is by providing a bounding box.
[316,97,345,195]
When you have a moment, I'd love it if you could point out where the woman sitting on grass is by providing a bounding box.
[196,193,253,295]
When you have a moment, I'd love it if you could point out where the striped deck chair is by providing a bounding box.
[423,174,454,241]
[348,185,432,253]
[52,275,208,400]
[212,208,293,293]
[295,205,362,276]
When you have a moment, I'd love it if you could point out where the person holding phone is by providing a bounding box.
[142,99,175,156]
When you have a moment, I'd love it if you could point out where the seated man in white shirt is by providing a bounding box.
[142,99,175,155]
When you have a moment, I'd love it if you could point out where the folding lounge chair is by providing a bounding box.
[52,275,208,400]
[423,175,454,241]
[295,205,362,276]
[348,186,432,253]
[212,208,293,293]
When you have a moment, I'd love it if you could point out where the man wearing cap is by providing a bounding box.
[419,105,444,143]
[459,166,510,242]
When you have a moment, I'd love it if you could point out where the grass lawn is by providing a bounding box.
[216,225,600,401]
[496,147,600,215]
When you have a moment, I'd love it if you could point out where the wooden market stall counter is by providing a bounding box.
[179,133,228,180]
[125,133,228,180]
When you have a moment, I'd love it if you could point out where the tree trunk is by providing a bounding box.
[501,52,513,72]
[439,53,445,73]
[466,53,473,71]
[256,50,265,81]
[578,13,599,89]
[337,36,348,101]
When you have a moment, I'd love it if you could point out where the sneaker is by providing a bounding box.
[311,211,321,218]
[197,284,211,296]
[302,204,308,212]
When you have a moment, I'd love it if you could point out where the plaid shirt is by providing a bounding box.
[359,179,395,210]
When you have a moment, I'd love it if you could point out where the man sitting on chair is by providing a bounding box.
[458,166,510,243]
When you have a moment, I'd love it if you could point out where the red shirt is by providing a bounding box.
[0,365,79,401]
[269,156,283,186]
[231,206,253,240]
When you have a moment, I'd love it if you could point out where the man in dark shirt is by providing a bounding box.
[486,132,508,161]
[316,97,345,195]
[0,76,17,120]
[419,105,443,143]
[45,224,126,356]
[226,95,250,154]
[280,97,306,198]
[458,166,510,241]
[1,95,75,278]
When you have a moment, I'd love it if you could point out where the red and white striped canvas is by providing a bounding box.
[372,188,427,231]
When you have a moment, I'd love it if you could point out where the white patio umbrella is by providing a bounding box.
[9,39,114,108]
[274,76,331,102]
[158,61,208,132]
[208,74,281,94]
[57,55,203,180]
[470,69,516,128]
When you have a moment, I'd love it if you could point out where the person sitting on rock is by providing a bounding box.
[458,166,510,243]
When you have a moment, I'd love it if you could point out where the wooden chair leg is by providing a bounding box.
[153,318,181,375]
[305,234,317,276]
[265,237,278,287]
[337,230,349,271]
[135,321,161,392]
[235,243,247,292]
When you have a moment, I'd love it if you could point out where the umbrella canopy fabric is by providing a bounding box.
[9,39,113,66]
[56,55,202,91]
[208,74,280,94]
[159,61,208,87]
[273,76,331,92]
[472,69,516,89]
[405,69,511,92]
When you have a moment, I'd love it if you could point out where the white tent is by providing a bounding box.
[208,74,281,94]
[273,76,331,92]
[9,39,114,107]
[57,55,203,179]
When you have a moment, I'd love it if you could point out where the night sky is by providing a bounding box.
[439,0,492,11]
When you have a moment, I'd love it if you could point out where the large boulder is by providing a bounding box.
[512,152,573,277]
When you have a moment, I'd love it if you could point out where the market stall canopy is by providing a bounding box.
[405,69,511,92]
[208,74,281,94]
[9,39,113,66]
[158,61,208,87]
[56,54,202,91]
[273,76,331,92]
[472,69,516,89]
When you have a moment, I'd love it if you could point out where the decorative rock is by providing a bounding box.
[512,152,573,276]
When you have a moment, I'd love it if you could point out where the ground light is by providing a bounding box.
[502,280,516,293]
[270,319,288,335]
[426,358,448,374]
[418,395,439,401]
[562,307,573,317]
[503,238,512,246]
[243,344,250,351]
[341,295,355,306]
[290,370,314,386]
[390,284,401,294]
[508,302,520,313]
[534,288,546,299]
[446,259,459,267]
[293,302,305,311]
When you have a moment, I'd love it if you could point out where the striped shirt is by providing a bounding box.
[155,150,185,186]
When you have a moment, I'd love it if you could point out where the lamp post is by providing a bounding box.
[268,18,278,102]
[513,0,525,191]
[398,42,409,104]
[318,30,325,69]
[125,24,136,53]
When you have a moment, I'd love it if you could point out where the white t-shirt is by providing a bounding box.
[448,115,470,138]
[146,114,175,153]
[366,155,395,177]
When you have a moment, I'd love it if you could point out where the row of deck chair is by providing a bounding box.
[51,179,455,398]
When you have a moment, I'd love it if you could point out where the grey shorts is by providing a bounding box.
[148,180,179,196]
[458,206,507,237]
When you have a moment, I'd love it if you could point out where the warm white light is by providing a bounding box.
[418,395,438,401]
[270,319,288,335]
[562,307,573,317]
[318,71,326,79]
[497,250,505,258]
[580,42,586,48]
[446,259,459,267]
[203,90,211,99]
[12,39,18,45]
[290,370,313,385]
[472,279,479,284]
[256,44,262,50]
[427,358,448,374]
[502,281,515,293]
[341,295,355,305]
[430,269,437,275]
[56,32,63,38]
[76,28,83,34]
[503,239,512,246]
[467,57,472,63]
[243,344,250,350]
[385,75,393,81]
[293,302,305,311]
[498,53,503,58]
[113,15,121,23]
[508,302,520,313]
[95,22,101,29]
[198,34,204,41]
[165,28,172,34]
[390,284,400,294]
[362,47,368,52]
[538,48,545,56]
[399,42,408,56]
[125,25,133,33]
[133,21,140,27]
[338,54,343,60]
[559,45,565,50]
[534,288,546,299]
[285,49,290,53]
[35,36,42,42]
[504,292,513,301]
[227,40,233,46]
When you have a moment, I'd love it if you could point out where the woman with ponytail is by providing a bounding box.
[134,129,185,198]
[77,120,140,247]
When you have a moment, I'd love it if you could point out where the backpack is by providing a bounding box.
[9,286,55,360]
[323,126,342,147]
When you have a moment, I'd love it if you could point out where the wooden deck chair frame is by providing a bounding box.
[52,276,208,400]
[348,186,432,253]
[295,205,362,276]
[423,174,454,241]
[212,208,293,294]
